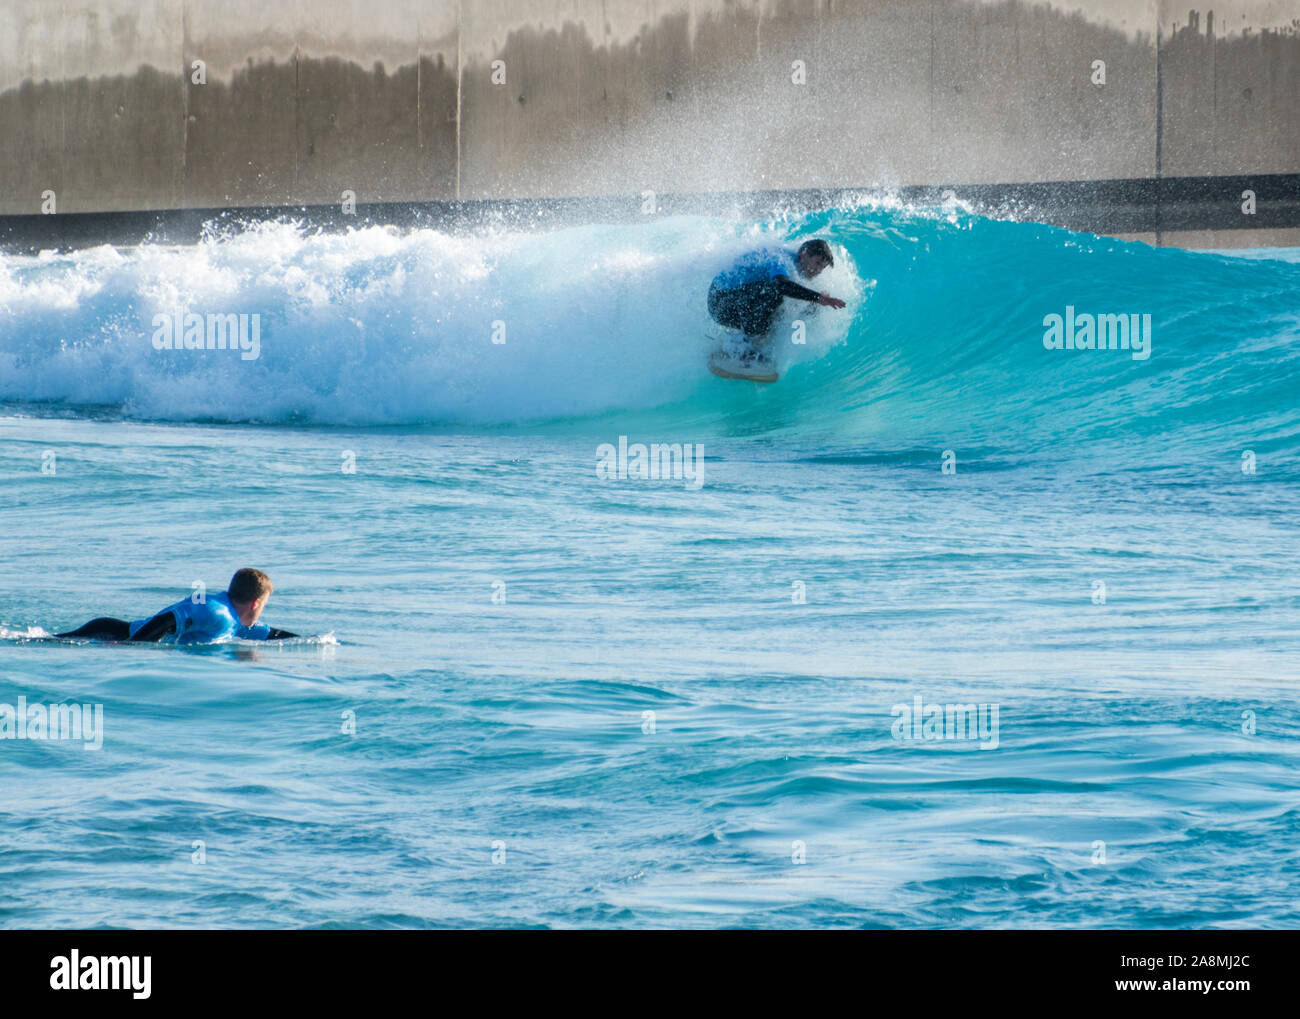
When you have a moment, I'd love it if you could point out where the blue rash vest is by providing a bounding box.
[128,591,272,643]
[711,247,798,291]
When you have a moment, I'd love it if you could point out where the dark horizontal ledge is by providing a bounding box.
[1,173,1297,253]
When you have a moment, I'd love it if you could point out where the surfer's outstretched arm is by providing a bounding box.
[265,628,298,640]
[772,275,822,301]
[772,275,846,308]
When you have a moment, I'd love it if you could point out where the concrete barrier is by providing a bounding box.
[0,0,1296,247]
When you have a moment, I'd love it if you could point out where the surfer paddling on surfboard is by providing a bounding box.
[55,567,298,643]
[707,239,846,379]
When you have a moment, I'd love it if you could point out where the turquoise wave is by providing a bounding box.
[1,204,1296,462]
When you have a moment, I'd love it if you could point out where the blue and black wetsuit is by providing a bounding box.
[708,247,822,338]
[56,591,297,642]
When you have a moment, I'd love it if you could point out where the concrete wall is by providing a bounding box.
[0,1,1296,244]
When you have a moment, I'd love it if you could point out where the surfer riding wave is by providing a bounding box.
[707,239,847,364]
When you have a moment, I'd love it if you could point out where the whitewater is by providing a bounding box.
[1,203,1298,928]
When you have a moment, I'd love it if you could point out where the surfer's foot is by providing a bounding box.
[737,337,766,364]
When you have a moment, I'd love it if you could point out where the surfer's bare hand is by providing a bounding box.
[817,294,846,309]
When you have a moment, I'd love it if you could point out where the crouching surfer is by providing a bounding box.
[707,238,846,364]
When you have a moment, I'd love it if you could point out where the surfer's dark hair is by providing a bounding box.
[798,239,833,266]
[229,567,273,605]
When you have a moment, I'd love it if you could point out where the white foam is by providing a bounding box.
[0,217,862,425]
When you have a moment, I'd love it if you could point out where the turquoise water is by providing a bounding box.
[1,205,1298,928]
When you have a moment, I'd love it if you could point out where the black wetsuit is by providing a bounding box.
[55,613,297,642]
[56,614,175,641]
[708,276,822,337]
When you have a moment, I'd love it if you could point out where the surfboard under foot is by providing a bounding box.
[708,350,780,383]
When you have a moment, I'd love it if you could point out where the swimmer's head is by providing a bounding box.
[796,239,833,279]
[229,567,273,627]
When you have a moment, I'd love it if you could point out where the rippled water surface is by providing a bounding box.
[1,207,1297,927]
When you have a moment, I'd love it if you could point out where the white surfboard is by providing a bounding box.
[706,330,780,382]
[708,349,780,382]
